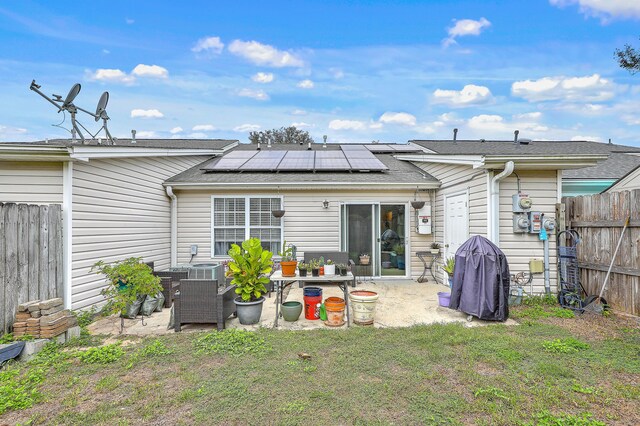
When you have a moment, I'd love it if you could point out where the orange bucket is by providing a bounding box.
[324,297,345,327]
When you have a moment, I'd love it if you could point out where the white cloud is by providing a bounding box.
[291,109,307,115]
[512,74,617,102]
[188,132,209,138]
[135,130,157,138]
[228,39,304,67]
[252,72,274,83]
[233,124,261,132]
[238,88,269,101]
[468,114,549,134]
[571,135,603,142]
[87,68,135,85]
[378,112,417,126]
[191,36,224,54]
[433,112,464,127]
[514,112,543,120]
[329,68,344,79]
[125,18,135,25]
[102,49,110,55]
[415,124,436,134]
[550,0,640,21]
[192,124,216,131]
[297,79,314,89]
[328,119,367,131]
[0,124,28,140]
[369,122,384,130]
[291,122,314,129]
[443,17,491,46]
[132,64,168,78]
[169,127,183,134]
[433,84,493,107]
[130,109,164,119]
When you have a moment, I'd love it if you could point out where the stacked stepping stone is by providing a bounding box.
[13,298,77,339]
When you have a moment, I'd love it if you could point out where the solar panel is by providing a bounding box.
[315,150,345,159]
[347,158,388,171]
[344,150,378,159]
[223,150,261,158]
[391,145,422,153]
[315,157,351,170]
[203,151,259,171]
[240,150,286,170]
[277,151,315,171]
[365,144,393,153]
[340,144,369,151]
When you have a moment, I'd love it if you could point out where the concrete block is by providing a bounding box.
[17,339,50,362]
[53,334,66,344]
[38,298,63,310]
[65,325,81,341]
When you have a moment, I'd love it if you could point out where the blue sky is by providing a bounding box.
[2,0,640,145]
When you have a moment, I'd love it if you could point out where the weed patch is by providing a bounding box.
[126,339,174,369]
[194,329,267,355]
[474,386,510,402]
[524,410,605,425]
[515,305,575,320]
[76,344,124,364]
[542,338,589,354]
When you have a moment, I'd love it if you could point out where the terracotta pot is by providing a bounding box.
[359,256,370,265]
[280,260,298,277]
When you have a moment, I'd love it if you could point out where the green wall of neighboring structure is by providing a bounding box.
[562,179,617,197]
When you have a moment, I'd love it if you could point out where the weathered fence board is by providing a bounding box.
[1,202,63,333]
[563,189,640,316]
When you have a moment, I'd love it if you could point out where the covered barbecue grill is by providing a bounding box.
[449,235,510,321]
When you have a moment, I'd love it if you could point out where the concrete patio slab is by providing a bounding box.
[88,279,516,337]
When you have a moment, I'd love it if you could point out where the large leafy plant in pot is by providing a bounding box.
[91,257,162,318]
[227,238,274,325]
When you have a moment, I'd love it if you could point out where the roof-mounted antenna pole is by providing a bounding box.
[514,130,520,145]
[131,129,136,144]
[608,138,612,145]
[267,137,272,149]
[453,128,458,144]
[323,135,327,148]
[257,141,261,150]
[307,141,312,150]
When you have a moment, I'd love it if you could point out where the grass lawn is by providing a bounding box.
[1,303,639,425]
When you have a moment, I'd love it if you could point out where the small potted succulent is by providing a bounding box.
[324,259,335,275]
[430,242,441,254]
[359,253,370,265]
[278,240,298,277]
[443,257,455,287]
[337,263,348,276]
[298,262,309,277]
[310,259,320,277]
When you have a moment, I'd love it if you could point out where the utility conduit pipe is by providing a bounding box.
[489,161,515,245]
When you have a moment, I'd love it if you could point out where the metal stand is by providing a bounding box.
[416,251,438,283]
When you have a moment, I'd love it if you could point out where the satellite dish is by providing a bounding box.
[62,83,81,108]
[95,91,109,122]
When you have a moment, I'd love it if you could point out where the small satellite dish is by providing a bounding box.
[62,83,81,108]
[95,92,109,122]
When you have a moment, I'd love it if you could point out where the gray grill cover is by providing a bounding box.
[449,235,510,321]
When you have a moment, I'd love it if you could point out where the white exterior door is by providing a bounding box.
[444,192,469,259]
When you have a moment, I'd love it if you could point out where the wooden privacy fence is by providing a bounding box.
[563,190,640,316]
[0,203,63,333]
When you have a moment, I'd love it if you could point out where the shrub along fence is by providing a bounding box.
[562,190,640,316]
[0,203,63,333]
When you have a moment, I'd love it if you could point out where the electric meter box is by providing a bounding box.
[529,211,543,233]
[512,193,533,213]
[513,213,530,233]
[417,205,432,235]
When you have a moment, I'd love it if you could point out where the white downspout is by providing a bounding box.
[489,161,515,245]
[62,161,73,309]
[165,186,177,267]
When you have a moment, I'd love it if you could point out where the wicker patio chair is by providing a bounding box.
[173,279,237,332]
[154,270,188,308]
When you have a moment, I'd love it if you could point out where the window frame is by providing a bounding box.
[210,195,284,258]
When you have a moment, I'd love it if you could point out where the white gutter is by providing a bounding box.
[162,182,440,190]
[488,161,514,245]
[165,186,178,267]
[62,162,73,309]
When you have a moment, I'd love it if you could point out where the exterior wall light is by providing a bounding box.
[322,200,329,209]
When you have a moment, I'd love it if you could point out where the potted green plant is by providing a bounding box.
[443,257,455,287]
[227,238,274,325]
[324,259,335,275]
[91,257,162,321]
[430,242,441,254]
[359,253,370,265]
[298,262,309,277]
[278,240,298,277]
[310,259,320,277]
[393,244,406,270]
[336,263,348,276]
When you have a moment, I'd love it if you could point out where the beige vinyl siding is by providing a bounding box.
[608,167,640,192]
[0,161,63,204]
[499,171,558,294]
[71,155,210,309]
[414,163,488,246]
[176,189,432,279]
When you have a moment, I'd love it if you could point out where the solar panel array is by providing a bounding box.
[200,145,415,172]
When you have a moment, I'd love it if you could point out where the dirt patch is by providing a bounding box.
[539,311,640,341]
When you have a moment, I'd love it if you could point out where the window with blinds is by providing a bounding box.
[212,197,282,256]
